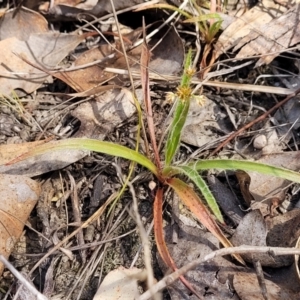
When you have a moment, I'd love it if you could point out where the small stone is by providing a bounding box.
[253,134,267,149]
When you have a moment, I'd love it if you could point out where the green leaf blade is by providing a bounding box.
[188,159,300,183]
[165,99,190,165]
[10,138,159,177]
[172,165,224,223]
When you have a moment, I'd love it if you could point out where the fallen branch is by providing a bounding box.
[139,245,300,300]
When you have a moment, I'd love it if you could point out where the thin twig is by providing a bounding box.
[128,181,160,300]
[0,255,48,300]
[104,67,296,95]
[139,245,300,300]
[67,171,86,263]
[141,25,161,169]
[209,86,300,156]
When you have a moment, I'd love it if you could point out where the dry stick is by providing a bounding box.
[128,181,159,300]
[139,245,300,300]
[67,171,86,263]
[253,259,269,300]
[104,67,295,95]
[209,86,300,157]
[0,255,48,300]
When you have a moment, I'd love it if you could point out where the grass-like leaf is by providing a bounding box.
[184,13,222,23]
[9,138,159,178]
[187,159,300,183]
[172,165,224,223]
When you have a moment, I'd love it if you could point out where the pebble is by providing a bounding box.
[253,134,267,149]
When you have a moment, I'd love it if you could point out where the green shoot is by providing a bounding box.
[164,49,194,166]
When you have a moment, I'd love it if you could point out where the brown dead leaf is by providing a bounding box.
[53,43,117,92]
[214,0,287,61]
[231,209,299,267]
[235,4,300,67]
[54,26,183,93]
[0,32,85,95]
[0,7,87,95]
[249,151,300,204]
[41,0,150,20]
[0,139,51,165]
[0,7,48,41]
[234,272,300,300]
[53,26,144,92]
[0,174,40,275]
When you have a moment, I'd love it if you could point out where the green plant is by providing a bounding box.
[11,49,300,298]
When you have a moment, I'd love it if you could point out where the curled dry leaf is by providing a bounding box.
[0,174,40,275]
[235,170,254,207]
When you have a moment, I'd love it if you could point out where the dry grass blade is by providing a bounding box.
[140,27,161,169]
